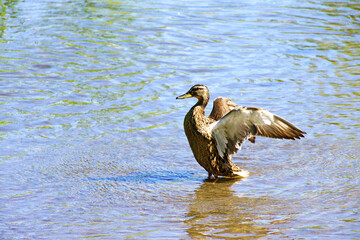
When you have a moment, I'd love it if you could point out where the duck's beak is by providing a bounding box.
[176,92,192,99]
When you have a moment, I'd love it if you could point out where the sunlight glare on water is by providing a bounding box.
[0,0,359,239]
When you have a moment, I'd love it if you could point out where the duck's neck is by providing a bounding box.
[193,95,209,115]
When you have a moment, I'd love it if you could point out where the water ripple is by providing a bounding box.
[1,0,359,238]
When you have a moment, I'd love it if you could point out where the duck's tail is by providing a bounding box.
[233,169,250,178]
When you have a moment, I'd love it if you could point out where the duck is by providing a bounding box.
[176,84,306,181]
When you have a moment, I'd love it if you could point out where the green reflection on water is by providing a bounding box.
[121,122,171,133]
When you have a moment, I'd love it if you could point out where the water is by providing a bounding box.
[1,0,359,239]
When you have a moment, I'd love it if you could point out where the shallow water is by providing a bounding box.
[1,0,359,239]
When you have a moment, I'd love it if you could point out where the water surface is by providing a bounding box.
[1,0,359,239]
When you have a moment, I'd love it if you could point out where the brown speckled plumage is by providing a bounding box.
[183,102,244,178]
[177,84,306,180]
[177,85,248,179]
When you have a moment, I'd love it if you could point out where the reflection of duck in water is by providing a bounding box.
[177,84,306,181]
[185,178,271,238]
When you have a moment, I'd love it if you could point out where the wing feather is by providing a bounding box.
[211,107,306,158]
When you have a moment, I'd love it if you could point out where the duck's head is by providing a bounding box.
[176,84,209,102]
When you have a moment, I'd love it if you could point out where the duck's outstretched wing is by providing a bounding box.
[209,98,256,144]
[211,107,306,158]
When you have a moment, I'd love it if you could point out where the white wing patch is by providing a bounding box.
[209,121,227,158]
[211,107,259,158]
[249,109,274,125]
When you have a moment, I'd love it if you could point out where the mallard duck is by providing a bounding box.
[176,84,306,180]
